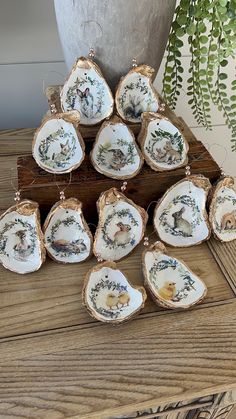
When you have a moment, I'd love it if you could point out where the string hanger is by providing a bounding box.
[10,166,41,203]
[54,172,73,201]
[204,142,228,176]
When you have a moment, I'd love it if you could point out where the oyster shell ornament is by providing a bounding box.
[209,176,236,242]
[115,64,160,123]
[154,175,211,247]
[60,57,114,125]
[83,261,147,324]
[142,241,207,309]
[43,198,93,263]
[0,200,46,274]
[138,112,189,171]
[90,115,143,179]
[32,111,85,174]
[93,188,148,261]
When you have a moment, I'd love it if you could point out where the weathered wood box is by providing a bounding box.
[17,109,221,225]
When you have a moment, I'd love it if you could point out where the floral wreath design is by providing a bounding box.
[65,74,105,119]
[149,258,196,302]
[145,126,184,165]
[101,208,139,250]
[46,215,86,258]
[38,128,77,169]
[0,218,37,258]
[89,277,128,319]
[213,193,236,233]
[118,76,156,117]
[96,138,138,170]
[159,194,202,237]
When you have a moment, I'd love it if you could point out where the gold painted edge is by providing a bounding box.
[90,116,144,180]
[93,188,148,261]
[138,112,189,172]
[208,176,236,242]
[32,112,85,174]
[141,241,207,309]
[43,198,93,264]
[82,260,147,325]
[115,65,161,124]
[60,57,114,126]
[153,175,212,248]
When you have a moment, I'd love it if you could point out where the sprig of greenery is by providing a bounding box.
[163,0,236,150]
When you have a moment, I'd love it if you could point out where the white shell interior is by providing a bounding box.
[33,118,84,174]
[211,186,236,242]
[116,72,159,123]
[154,180,209,247]
[144,249,206,308]
[143,118,188,169]
[94,200,144,261]
[85,266,144,322]
[44,207,92,263]
[91,122,142,178]
[61,64,113,125]
[0,210,43,274]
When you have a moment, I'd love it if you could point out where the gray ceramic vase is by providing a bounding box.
[54,0,176,91]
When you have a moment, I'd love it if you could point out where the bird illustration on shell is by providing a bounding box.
[106,291,130,310]
[158,281,177,301]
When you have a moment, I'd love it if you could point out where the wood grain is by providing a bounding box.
[0,125,236,419]
[0,302,236,419]
[0,229,234,339]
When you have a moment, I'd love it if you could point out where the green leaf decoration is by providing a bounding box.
[163,0,236,151]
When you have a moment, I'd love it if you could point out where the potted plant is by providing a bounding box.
[163,0,236,150]
[54,0,236,149]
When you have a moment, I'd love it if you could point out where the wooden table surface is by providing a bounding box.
[0,128,236,419]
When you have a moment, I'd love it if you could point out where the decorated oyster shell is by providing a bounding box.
[90,115,143,179]
[138,112,189,171]
[209,176,236,242]
[115,65,160,123]
[83,261,147,324]
[93,188,148,261]
[0,200,46,274]
[154,175,211,247]
[43,198,93,263]
[142,241,207,309]
[60,57,114,125]
[32,111,85,174]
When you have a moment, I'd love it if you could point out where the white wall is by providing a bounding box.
[0,0,235,176]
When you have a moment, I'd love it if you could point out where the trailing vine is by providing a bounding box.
[163,0,236,150]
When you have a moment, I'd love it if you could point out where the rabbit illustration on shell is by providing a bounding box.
[124,95,143,119]
[172,207,193,237]
[164,141,181,163]
[107,149,127,170]
[114,222,132,246]
[221,209,236,230]
[76,87,94,118]
[155,141,181,164]
[52,139,72,165]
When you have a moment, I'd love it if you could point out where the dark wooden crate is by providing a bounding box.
[17,116,221,224]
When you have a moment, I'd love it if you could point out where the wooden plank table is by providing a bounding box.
[0,127,236,419]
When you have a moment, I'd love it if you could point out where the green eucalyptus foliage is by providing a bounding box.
[163,0,236,151]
